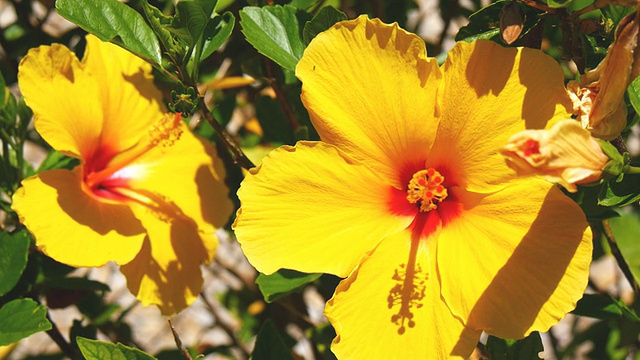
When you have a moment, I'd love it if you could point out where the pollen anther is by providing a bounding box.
[406,168,448,212]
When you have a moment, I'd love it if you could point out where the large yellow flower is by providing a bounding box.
[12,35,233,315]
[234,17,593,358]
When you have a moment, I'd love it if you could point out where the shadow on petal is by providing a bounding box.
[454,188,590,346]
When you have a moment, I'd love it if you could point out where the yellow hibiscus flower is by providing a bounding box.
[233,16,593,358]
[12,35,233,315]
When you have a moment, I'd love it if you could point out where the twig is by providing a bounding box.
[200,293,251,359]
[44,311,78,360]
[601,220,640,298]
[168,319,192,360]
[195,98,255,170]
[519,0,556,13]
[436,0,459,54]
[264,60,301,132]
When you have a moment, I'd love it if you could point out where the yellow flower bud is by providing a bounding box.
[500,120,610,192]
[567,11,639,140]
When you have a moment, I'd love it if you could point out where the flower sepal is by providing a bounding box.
[598,139,626,182]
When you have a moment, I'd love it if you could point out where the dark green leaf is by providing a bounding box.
[240,5,312,71]
[567,184,619,221]
[609,210,640,286]
[200,12,236,60]
[456,1,541,44]
[602,5,635,28]
[485,332,543,360]
[77,337,156,360]
[252,319,294,360]
[598,174,640,207]
[302,6,347,44]
[573,294,640,322]
[0,298,52,346]
[56,0,162,65]
[255,95,296,145]
[0,230,30,296]
[256,269,321,303]
[42,277,110,292]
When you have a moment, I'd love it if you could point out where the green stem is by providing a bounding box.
[624,165,640,175]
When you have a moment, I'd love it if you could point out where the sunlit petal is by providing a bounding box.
[234,142,414,277]
[296,16,441,187]
[429,40,574,193]
[327,229,481,359]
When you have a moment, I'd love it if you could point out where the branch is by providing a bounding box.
[601,219,640,298]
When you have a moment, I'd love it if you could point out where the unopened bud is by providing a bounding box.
[500,1,524,45]
[500,120,610,192]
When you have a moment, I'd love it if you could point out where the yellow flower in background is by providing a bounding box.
[501,119,609,192]
[234,16,593,358]
[12,35,233,315]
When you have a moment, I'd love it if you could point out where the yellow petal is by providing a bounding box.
[119,208,216,315]
[82,35,165,153]
[326,230,481,359]
[428,40,574,193]
[123,123,233,253]
[17,35,164,160]
[18,43,102,158]
[234,142,413,277]
[296,16,441,188]
[437,180,591,338]
[11,169,146,267]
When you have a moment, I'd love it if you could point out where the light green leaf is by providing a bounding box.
[485,332,543,360]
[302,6,347,44]
[0,230,30,296]
[255,269,321,303]
[240,5,312,71]
[546,0,574,7]
[252,319,294,360]
[77,337,156,360]
[610,210,640,286]
[628,75,640,116]
[56,0,162,65]
[0,298,52,346]
[200,11,236,61]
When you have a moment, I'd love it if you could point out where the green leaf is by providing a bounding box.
[485,332,543,360]
[0,298,52,346]
[77,337,156,360]
[456,1,541,43]
[43,277,110,292]
[37,150,79,173]
[255,269,321,303]
[0,230,30,296]
[599,174,640,207]
[240,5,312,71]
[610,210,640,286]
[628,75,640,116]
[546,0,574,7]
[302,6,347,44]
[255,95,296,145]
[573,294,640,322]
[252,319,294,360]
[55,0,162,65]
[200,11,236,61]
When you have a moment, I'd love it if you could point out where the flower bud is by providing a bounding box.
[500,1,524,45]
[567,10,639,140]
[500,120,610,192]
